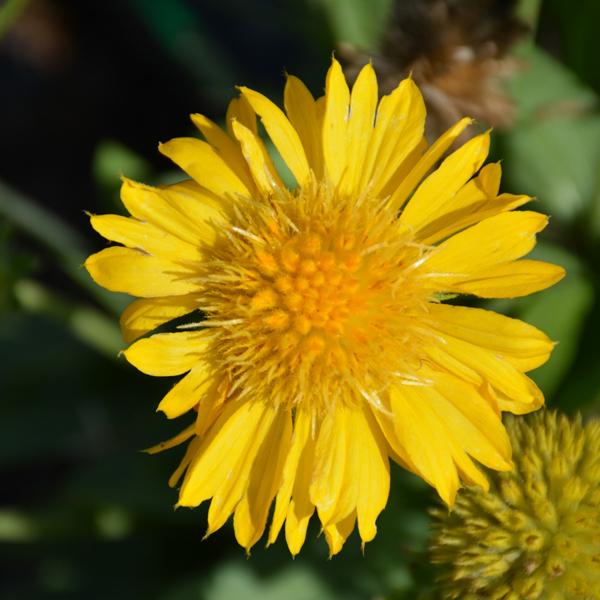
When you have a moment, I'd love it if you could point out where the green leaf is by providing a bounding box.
[92,140,151,190]
[517,243,594,398]
[162,562,336,600]
[501,44,600,221]
[502,115,600,222]
[507,44,597,122]
[515,0,543,29]
[13,279,123,358]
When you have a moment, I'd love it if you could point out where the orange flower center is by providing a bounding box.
[249,231,367,358]
[200,190,429,408]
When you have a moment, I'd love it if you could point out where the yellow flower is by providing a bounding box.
[85,59,564,555]
[431,411,600,599]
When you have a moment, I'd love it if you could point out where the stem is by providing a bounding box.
[14,279,123,358]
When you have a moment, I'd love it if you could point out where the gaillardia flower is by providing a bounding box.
[85,59,564,555]
[431,411,600,599]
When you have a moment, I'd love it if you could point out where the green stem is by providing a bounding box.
[14,279,123,358]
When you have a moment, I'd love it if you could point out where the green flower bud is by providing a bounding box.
[431,410,600,599]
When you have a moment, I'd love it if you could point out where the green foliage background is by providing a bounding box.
[0,0,598,598]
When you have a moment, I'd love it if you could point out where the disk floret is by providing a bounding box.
[200,184,428,412]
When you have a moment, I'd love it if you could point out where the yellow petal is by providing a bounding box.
[419,211,549,281]
[157,360,214,418]
[195,384,226,437]
[399,132,490,231]
[491,386,544,415]
[448,442,490,491]
[205,403,277,535]
[285,497,315,557]
[422,371,512,470]
[322,58,350,186]
[389,385,459,505]
[90,214,201,262]
[323,511,356,557]
[268,407,312,545]
[446,259,566,298]
[191,113,256,193]
[426,304,555,372]
[230,119,285,196]
[425,331,544,410]
[226,94,257,135]
[120,295,200,344]
[284,75,322,177]
[178,400,273,509]
[369,399,420,476]
[159,137,250,198]
[339,63,378,196]
[389,116,473,211]
[144,423,196,455]
[309,403,351,526]
[84,247,198,297]
[234,409,293,550]
[239,86,311,188]
[285,419,317,556]
[123,330,209,377]
[415,168,532,244]
[169,435,202,488]
[353,408,390,544]
[366,78,427,198]
[423,344,481,386]
[120,178,227,247]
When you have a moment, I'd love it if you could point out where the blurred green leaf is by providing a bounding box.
[508,44,597,122]
[92,140,151,190]
[586,159,600,241]
[0,510,38,542]
[161,563,336,600]
[518,243,594,398]
[314,0,393,50]
[502,115,600,221]
[0,0,29,38]
[502,45,600,222]
[13,279,123,358]
[0,224,37,313]
[203,562,335,600]
[516,0,542,29]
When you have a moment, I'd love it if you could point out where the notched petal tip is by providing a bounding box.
[235,85,253,99]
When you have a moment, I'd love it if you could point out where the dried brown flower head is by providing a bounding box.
[341,0,527,139]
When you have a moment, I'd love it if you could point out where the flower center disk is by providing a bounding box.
[200,189,425,411]
[252,231,364,356]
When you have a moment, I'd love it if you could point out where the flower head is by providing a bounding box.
[431,411,600,599]
[85,59,564,555]
[341,0,526,138]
